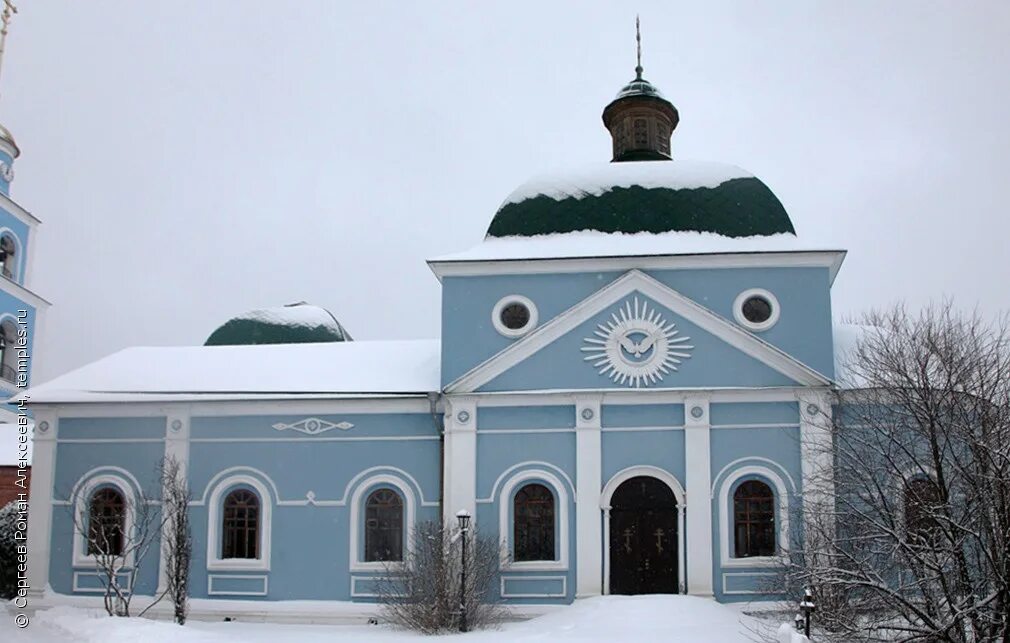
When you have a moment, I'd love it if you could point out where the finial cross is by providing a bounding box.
[635,15,643,80]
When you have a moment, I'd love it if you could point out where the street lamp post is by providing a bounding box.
[456,509,471,633]
[799,586,817,638]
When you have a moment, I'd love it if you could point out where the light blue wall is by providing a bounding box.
[441,266,834,387]
[475,405,577,603]
[48,417,167,596]
[480,294,801,391]
[708,403,802,602]
[187,412,441,601]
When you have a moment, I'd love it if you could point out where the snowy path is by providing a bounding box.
[3,595,774,642]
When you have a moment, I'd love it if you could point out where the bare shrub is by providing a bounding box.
[375,520,508,633]
[159,456,192,625]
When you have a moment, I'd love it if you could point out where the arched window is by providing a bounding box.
[364,488,403,562]
[0,233,15,279]
[905,477,943,544]
[733,480,776,558]
[87,487,126,556]
[514,483,555,562]
[222,489,260,559]
[0,319,16,383]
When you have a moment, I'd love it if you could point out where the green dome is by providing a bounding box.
[486,161,795,239]
[205,302,352,346]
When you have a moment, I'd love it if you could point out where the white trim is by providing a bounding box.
[711,456,799,499]
[721,571,780,595]
[574,395,602,597]
[499,574,568,598]
[479,460,576,505]
[601,425,684,432]
[498,469,570,572]
[491,294,539,338]
[0,270,50,308]
[683,396,714,596]
[189,435,439,444]
[206,474,273,572]
[733,288,780,332]
[601,465,686,596]
[717,465,791,568]
[460,387,829,405]
[350,575,403,598]
[476,427,574,434]
[446,269,831,393]
[71,474,138,568]
[428,250,848,284]
[207,574,269,597]
[348,474,416,572]
[72,570,133,594]
[0,191,41,226]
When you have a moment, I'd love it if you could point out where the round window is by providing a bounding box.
[741,295,773,324]
[500,302,530,330]
[492,295,538,338]
[733,289,780,331]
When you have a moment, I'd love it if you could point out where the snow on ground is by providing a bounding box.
[2,596,776,643]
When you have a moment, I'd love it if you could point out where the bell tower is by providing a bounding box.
[601,18,679,163]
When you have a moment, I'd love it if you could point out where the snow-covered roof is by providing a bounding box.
[833,323,876,389]
[433,230,843,263]
[15,340,440,404]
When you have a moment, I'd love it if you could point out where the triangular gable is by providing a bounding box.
[445,269,832,393]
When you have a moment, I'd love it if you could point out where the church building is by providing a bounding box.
[21,49,849,617]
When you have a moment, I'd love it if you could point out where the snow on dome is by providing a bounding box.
[501,160,753,206]
[205,302,351,346]
[485,160,794,240]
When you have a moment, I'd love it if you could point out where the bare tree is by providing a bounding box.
[158,456,192,625]
[71,479,165,617]
[790,303,1010,642]
[374,520,508,633]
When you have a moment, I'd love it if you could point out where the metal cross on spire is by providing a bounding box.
[0,0,17,92]
[634,14,642,80]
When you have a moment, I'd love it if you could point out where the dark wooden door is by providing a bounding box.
[609,476,678,594]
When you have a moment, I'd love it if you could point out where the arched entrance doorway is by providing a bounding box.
[608,476,679,594]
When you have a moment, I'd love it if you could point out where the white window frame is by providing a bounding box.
[499,469,569,572]
[349,474,415,572]
[718,465,790,568]
[491,294,539,338]
[71,474,137,568]
[206,474,272,572]
[733,288,780,332]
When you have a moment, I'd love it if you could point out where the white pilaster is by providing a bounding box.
[798,391,835,555]
[25,410,57,597]
[442,398,477,527]
[157,411,190,594]
[683,396,713,596]
[574,397,602,597]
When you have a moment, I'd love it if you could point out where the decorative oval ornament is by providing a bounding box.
[0,162,13,183]
[581,297,694,388]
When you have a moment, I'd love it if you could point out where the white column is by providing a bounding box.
[157,412,190,595]
[443,398,476,526]
[25,410,57,598]
[798,391,834,555]
[575,397,602,597]
[683,396,713,597]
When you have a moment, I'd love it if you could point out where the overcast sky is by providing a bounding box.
[4,1,1010,383]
